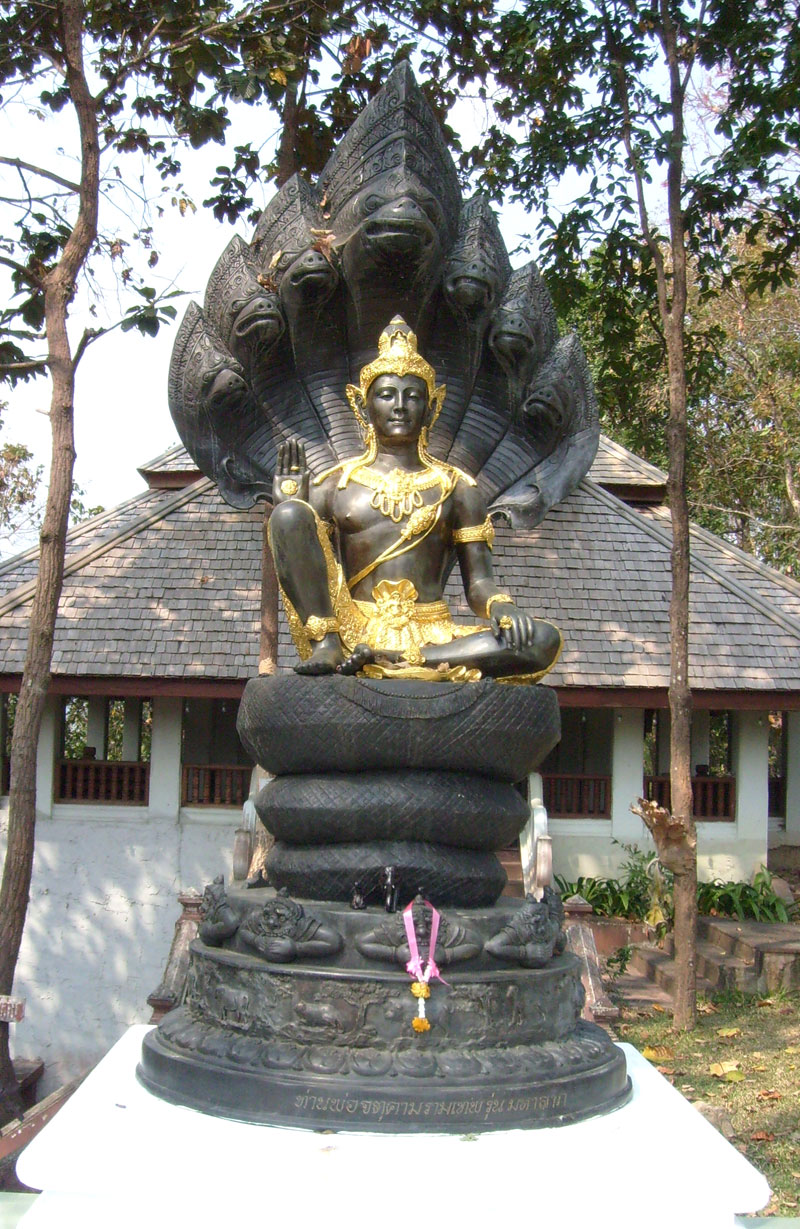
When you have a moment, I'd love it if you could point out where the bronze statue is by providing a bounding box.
[268,318,562,680]
[198,875,240,946]
[141,66,633,1134]
[239,887,342,962]
[485,887,566,968]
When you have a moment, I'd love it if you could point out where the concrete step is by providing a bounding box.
[661,933,759,992]
[630,945,715,999]
[700,915,800,956]
[619,916,800,1005]
[610,970,674,1012]
[699,917,764,961]
[697,917,800,992]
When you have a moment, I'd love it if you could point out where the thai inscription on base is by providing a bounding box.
[293,1090,569,1123]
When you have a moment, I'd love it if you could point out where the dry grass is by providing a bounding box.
[617,988,800,1217]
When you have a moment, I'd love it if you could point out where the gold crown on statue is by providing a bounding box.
[354,317,442,402]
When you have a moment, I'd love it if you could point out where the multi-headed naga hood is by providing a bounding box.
[168,63,599,528]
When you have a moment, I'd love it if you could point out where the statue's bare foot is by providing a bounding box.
[295,634,346,675]
[337,645,406,675]
[336,643,376,675]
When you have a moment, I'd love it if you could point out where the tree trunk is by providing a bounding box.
[663,292,698,1032]
[658,3,697,1032]
[0,0,98,1127]
[782,450,800,521]
[275,82,299,188]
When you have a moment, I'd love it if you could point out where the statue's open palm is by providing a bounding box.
[273,439,310,505]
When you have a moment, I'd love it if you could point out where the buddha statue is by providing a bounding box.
[267,317,563,681]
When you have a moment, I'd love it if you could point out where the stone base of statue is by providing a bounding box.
[138,674,630,1130]
[137,892,630,1131]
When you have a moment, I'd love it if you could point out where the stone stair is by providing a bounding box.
[620,917,800,1005]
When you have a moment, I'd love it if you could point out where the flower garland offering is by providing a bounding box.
[403,898,445,1033]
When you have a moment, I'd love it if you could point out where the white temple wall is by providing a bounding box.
[0,804,238,1098]
[549,705,769,883]
[0,691,242,1097]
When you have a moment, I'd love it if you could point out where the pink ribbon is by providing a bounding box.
[403,898,446,985]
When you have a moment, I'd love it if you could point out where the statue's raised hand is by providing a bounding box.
[273,438,309,505]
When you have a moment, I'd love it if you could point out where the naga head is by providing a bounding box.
[333,169,450,287]
[522,334,596,453]
[204,235,286,363]
[489,262,558,405]
[168,303,250,445]
[252,174,339,316]
[320,65,459,304]
[444,195,510,321]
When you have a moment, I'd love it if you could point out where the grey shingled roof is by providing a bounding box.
[587,436,666,491]
[2,465,799,691]
[640,505,800,625]
[0,482,262,678]
[141,435,664,490]
[435,479,800,692]
[137,443,197,475]
[0,487,188,599]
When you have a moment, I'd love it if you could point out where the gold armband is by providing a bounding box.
[485,592,514,619]
[303,615,339,641]
[452,516,495,550]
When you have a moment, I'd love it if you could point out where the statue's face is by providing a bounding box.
[366,374,429,445]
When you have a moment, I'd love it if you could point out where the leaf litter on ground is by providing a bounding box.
[617,987,800,1216]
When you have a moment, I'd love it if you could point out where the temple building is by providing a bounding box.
[1,435,799,1087]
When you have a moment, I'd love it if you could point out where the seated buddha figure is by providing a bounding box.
[268,317,562,680]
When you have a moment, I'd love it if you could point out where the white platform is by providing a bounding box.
[16,1026,769,1229]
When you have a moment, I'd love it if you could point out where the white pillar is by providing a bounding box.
[36,695,58,820]
[691,710,711,774]
[86,696,107,759]
[783,712,800,843]
[148,696,182,820]
[121,698,142,761]
[610,708,645,843]
[732,710,769,859]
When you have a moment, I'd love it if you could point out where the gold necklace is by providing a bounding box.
[352,465,450,523]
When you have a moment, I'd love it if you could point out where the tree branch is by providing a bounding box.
[688,500,800,531]
[72,324,109,369]
[48,1,99,293]
[0,359,48,374]
[0,256,44,290]
[681,0,709,94]
[0,156,80,193]
[94,0,314,105]
[659,0,688,322]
